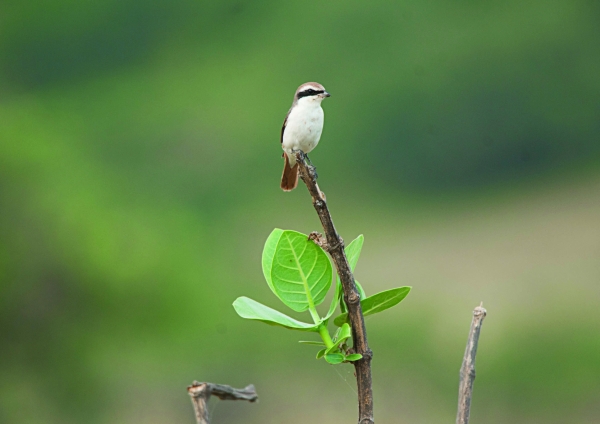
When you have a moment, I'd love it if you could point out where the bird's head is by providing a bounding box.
[295,82,331,105]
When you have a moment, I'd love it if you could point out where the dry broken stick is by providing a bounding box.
[456,303,487,424]
[296,151,374,424]
[187,381,258,424]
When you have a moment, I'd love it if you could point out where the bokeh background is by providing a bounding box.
[1,0,599,423]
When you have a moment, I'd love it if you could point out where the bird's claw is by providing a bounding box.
[294,150,318,180]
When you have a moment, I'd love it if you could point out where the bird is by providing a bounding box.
[280,82,331,191]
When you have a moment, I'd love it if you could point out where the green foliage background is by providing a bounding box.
[1,0,599,422]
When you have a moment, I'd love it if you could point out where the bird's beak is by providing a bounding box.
[324,92,331,97]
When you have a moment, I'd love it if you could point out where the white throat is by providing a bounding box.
[296,96,324,108]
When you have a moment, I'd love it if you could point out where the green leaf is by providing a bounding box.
[345,235,364,272]
[316,348,327,359]
[344,354,363,362]
[361,287,411,315]
[326,323,352,354]
[269,230,333,312]
[355,280,366,300]
[233,297,319,331]
[262,228,284,296]
[325,278,342,320]
[338,235,365,314]
[336,323,352,341]
[333,287,412,327]
[332,325,342,341]
[339,282,347,314]
[334,311,348,327]
[299,340,326,346]
[324,353,345,364]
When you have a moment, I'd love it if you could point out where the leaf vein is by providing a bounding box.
[305,253,319,287]
[309,262,328,291]
[276,277,304,285]
[277,289,308,294]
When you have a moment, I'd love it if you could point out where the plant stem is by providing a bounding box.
[456,303,487,424]
[310,304,333,349]
[187,382,258,424]
[296,152,374,424]
[318,323,334,348]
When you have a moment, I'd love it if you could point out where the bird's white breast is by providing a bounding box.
[282,103,324,158]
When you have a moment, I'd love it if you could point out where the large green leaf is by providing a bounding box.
[262,228,284,296]
[333,287,412,326]
[232,297,319,331]
[269,230,333,312]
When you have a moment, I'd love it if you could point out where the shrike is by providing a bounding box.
[280,82,331,191]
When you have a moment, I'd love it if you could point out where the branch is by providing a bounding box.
[187,381,258,424]
[296,152,374,424]
[456,303,487,424]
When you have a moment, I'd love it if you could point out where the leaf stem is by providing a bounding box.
[318,323,334,349]
[308,305,321,325]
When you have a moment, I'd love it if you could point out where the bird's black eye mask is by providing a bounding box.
[297,88,324,99]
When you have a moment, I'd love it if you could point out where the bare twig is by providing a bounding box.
[296,151,374,424]
[187,381,258,424]
[456,303,487,424]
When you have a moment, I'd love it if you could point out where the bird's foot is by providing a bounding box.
[304,154,318,179]
[304,153,314,167]
[294,150,318,180]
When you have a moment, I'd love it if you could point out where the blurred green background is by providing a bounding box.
[1,0,599,423]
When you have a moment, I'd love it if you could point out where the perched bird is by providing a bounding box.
[280,82,331,191]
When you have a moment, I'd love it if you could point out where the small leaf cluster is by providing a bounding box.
[233,229,411,364]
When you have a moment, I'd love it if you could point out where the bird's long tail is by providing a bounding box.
[280,152,298,191]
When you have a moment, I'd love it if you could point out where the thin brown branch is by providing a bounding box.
[187,381,258,424]
[296,152,374,424]
[456,303,487,424]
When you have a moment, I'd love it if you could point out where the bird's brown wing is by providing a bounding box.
[280,108,291,144]
[280,109,291,157]
[280,108,298,190]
